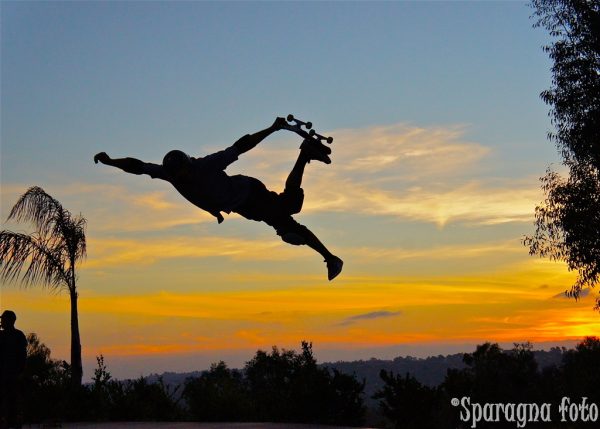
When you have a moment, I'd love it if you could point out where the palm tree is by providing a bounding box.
[0,186,86,386]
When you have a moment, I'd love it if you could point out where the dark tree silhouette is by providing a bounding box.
[250,341,365,426]
[17,337,600,426]
[21,333,71,424]
[181,341,366,425]
[376,343,553,429]
[560,336,600,404]
[107,376,181,421]
[373,371,438,429]
[183,361,250,421]
[0,187,87,386]
[526,0,600,309]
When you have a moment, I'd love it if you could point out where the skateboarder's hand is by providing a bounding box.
[94,152,111,165]
[272,117,287,130]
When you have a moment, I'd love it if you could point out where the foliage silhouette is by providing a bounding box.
[0,186,87,386]
[373,371,439,429]
[20,337,600,427]
[21,333,73,423]
[375,337,600,429]
[184,341,366,426]
[182,361,250,421]
[21,338,364,425]
[22,339,183,424]
[560,337,600,406]
[103,376,182,421]
[526,0,600,310]
[328,369,368,426]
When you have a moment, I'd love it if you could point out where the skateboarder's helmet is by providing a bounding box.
[163,150,192,176]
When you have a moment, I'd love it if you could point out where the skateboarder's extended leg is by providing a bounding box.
[277,220,343,281]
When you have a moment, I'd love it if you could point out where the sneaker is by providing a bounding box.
[312,138,332,154]
[300,139,332,164]
[326,256,343,281]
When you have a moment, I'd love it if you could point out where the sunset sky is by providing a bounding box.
[2,1,599,381]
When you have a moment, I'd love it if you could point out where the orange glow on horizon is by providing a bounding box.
[3,260,598,362]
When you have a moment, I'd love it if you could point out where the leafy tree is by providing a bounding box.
[108,376,182,421]
[0,187,87,385]
[244,345,295,421]
[286,341,333,423]
[526,0,600,309]
[24,333,57,384]
[244,341,365,426]
[373,371,438,429]
[377,343,547,429]
[22,333,70,423]
[182,342,365,425]
[87,355,114,420]
[183,361,250,421]
[460,342,540,403]
[560,336,600,403]
[23,341,175,423]
[328,369,367,426]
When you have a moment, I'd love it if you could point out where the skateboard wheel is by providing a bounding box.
[326,137,333,144]
[287,114,294,122]
[306,122,313,130]
[309,129,316,136]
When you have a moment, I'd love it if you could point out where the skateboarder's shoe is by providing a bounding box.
[300,139,332,164]
[325,255,343,281]
[312,138,332,155]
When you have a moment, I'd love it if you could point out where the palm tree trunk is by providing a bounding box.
[70,285,83,387]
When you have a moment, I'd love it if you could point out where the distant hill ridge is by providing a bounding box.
[144,347,567,405]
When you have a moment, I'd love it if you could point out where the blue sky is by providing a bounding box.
[3,0,554,184]
[5,1,595,380]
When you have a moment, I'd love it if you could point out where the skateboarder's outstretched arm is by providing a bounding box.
[93,152,165,179]
[233,117,287,155]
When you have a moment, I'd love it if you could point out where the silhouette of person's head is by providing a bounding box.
[0,310,17,330]
[163,150,193,180]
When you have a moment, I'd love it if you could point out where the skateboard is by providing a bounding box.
[284,114,334,145]
[282,114,333,164]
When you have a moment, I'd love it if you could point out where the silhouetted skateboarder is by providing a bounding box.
[94,117,343,280]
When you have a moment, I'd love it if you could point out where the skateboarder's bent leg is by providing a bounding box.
[275,218,343,281]
[277,221,331,257]
[285,151,310,191]
[284,142,330,192]
[233,178,343,280]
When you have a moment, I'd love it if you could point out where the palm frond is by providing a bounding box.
[8,186,66,240]
[7,186,87,265]
[0,231,69,290]
[72,215,87,263]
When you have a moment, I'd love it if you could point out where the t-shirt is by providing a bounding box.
[141,145,252,221]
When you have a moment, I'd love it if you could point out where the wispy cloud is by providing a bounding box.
[241,123,489,183]
[84,235,296,268]
[1,182,215,234]
[347,239,525,262]
[230,123,541,227]
[302,178,540,227]
[339,310,403,327]
[324,124,489,179]
[1,122,542,232]
[81,234,531,269]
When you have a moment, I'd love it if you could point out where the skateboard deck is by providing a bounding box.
[283,114,334,145]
